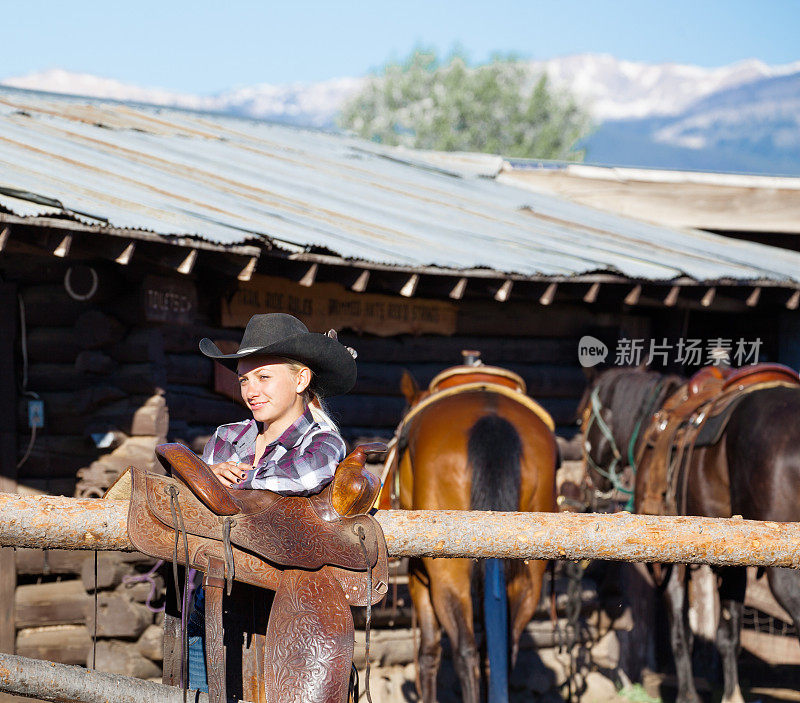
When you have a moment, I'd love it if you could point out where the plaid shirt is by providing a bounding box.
[201,408,346,495]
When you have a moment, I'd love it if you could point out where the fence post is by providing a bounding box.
[0,283,18,654]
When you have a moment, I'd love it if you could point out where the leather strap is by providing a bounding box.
[161,613,182,687]
[205,557,227,703]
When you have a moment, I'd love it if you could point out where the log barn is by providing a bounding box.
[1,85,799,680]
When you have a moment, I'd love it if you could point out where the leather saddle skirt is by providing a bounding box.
[126,466,388,607]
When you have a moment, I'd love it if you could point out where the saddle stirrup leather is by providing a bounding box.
[204,556,227,703]
[113,441,389,703]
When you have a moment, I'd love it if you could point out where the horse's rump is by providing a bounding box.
[398,389,556,512]
[725,385,800,522]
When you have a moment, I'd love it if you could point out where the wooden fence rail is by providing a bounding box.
[0,651,214,703]
[1,492,799,568]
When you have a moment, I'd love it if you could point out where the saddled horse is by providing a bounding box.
[580,363,800,703]
[379,360,558,703]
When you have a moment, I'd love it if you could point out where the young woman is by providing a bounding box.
[187,312,357,692]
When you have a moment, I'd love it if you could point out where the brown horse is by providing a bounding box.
[383,363,558,703]
[580,364,800,703]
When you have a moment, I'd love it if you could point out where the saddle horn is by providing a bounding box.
[155,443,239,516]
[330,443,387,518]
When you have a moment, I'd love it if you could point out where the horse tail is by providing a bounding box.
[468,414,521,703]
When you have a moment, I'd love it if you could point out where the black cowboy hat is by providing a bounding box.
[199,313,356,397]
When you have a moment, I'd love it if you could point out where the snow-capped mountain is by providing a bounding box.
[0,68,363,128]
[0,69,212,110]
[584,70,800,175]
[653,70,800,150]
[6,55,799,125]
[3,55,800,174]
[533,54,800,120]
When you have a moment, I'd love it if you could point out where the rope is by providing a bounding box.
[587,388,622,460]
[585,380,668,510]
[121,560,167,613]
[584,387,629,496]
[91,551,98,670]
[167,486,190,703]
[355,524,374,703]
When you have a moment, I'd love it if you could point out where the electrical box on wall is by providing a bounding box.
[27,400,44,429]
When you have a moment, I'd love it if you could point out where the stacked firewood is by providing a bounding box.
[14,548,166,678]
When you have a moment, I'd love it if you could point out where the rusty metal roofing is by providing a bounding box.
[1,86,799,285]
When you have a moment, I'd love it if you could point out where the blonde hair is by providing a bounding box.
[280,358,339,432]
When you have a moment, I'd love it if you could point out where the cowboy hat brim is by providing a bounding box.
[199,332,356,398]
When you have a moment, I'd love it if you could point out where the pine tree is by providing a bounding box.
[338,50,591,160]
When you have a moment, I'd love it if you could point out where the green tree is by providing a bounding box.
[338,50,591,160]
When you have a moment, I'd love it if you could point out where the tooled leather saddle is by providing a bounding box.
[110,441,388,703]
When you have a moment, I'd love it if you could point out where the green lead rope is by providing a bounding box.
[587,381,666,512]
[585,387,630,499]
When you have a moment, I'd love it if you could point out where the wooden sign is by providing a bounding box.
[222,274,457,337]
[143,275,197,325]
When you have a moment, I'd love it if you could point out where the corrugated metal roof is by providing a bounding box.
[1,86,798,285]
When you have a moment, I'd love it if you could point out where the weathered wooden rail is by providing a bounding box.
[1,492,799,567]
[0,651,214,703]
[1,491,799,702]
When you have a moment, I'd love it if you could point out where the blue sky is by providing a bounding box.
[3,0,799,92]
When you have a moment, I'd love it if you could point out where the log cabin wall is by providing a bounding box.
[331,299,652,444]
[0,282,19,657]
[9,256,170,498]
[0,246,240,677]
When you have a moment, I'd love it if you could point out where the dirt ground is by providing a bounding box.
[355,654,800,703]
[352,624,800,703]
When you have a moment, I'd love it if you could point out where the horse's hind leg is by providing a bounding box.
[409,559,442,703]
[508,559,547,667]
[428,558,480,703]
[766,567,800,655]
[715,567,746,703]
[664,564,702,703]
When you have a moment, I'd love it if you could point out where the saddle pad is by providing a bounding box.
[694,380,800,448]
[693,393,748,447]
[429,365,526,394]
[128,468,388,607]
[403,381,555,433]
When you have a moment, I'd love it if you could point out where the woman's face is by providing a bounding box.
[237,356,311,426]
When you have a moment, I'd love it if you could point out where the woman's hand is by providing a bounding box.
[211,461,252,487]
